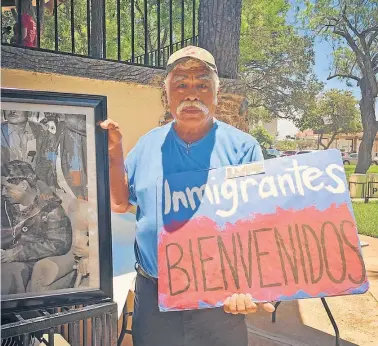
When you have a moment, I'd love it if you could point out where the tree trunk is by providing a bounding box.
[324,132,337,149]
[356,78,378,173]
[198,0,242,79]
[90,0,105,58]
[319,133,327,149]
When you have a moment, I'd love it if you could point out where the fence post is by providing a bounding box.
[90,0,106,58]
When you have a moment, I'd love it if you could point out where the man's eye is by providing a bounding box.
[198,84,208,89]
[177,83,187,88]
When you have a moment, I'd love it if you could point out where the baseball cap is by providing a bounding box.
[166,46,218,74]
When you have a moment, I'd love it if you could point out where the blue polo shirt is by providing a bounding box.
[124,119,263,278]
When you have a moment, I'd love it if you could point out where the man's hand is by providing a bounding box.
[1,249,15,263]
[99,119,123,151]
[223,293,275,315]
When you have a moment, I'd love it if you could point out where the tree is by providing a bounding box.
[250,126,274,148]
[276,139,297,151]
[198,0,242,78]
[296,139,314,150]
[239,0,323,124]
[296,89,362,149]
[299,0,378,173]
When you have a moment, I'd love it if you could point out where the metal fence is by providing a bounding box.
[1,0,198,68]
[1,302,118,346]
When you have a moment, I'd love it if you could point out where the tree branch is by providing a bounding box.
[325,132,338,149]
[362,25,378,36]
[327,73,361,82]
[333,28,365,67]
[368,30,378,48]
[342,14,361,38]
[372,53,378,69]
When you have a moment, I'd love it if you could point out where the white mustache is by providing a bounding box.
[177,101,209,115]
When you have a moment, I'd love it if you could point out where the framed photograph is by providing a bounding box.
[1,88,112,313]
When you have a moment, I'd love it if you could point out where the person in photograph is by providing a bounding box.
[27,196,91,292]
[34,113,64,190]
[1,160,72,295]
[58,114,88,201]
[1,110,41,168]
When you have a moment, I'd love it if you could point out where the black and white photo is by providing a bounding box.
[1,89,112,312]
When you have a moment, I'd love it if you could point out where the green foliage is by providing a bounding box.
[250,126,274,148]
[18,0,198,61]
[295,138,314,150]
[297,0,378,83]
[297,0,377,172]
[296,89,362,148]
[275,139,297,151]
[239,0,323,123]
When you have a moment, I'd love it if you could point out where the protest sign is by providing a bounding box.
[157,149,369,312]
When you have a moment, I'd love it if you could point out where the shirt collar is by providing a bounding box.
[170,118,218,149]
[8,121,32,136]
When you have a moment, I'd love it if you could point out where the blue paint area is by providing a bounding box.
[275,283,369,301]
[157,149,354,230]
[344,281,370,295]
[158,299,224,312]
[198,300,223,309]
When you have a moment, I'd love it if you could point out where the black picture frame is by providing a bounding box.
[1,88,113,313]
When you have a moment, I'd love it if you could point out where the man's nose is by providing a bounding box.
[185,88,200,101]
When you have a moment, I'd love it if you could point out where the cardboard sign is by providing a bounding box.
[157,149,369,312]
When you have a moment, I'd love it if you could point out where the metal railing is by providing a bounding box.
[129,35,198,66]
[1,302,118,346]
[1,0,198,68]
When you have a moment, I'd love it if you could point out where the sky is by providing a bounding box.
[276,3,362,139]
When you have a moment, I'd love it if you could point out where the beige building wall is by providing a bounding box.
[262,118,278,137]
[1,68,165,155]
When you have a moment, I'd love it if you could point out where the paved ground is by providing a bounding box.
[246,235,378,346]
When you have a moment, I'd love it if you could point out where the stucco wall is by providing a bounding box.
[1,68,164,155]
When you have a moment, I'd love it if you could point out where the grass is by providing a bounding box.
[343,165,378,238]
[352,200,378,238]
[343,164,378,181]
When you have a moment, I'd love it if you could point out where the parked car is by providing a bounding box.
[281,150,297,156]
[266,148,282,158]
[296,149,319,155]
[262,147,276,160]
[343,152,358,165]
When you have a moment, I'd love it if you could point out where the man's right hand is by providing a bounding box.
[99,118,131,213]
[100,119,123,151]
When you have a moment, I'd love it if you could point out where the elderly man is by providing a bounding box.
[101,46,275,346]
[1,110,39,167]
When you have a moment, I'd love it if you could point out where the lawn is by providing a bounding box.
[343,164,378,181]
[342,165,378,238]
[352,200,378,238]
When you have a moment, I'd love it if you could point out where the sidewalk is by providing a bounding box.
[246,235,378,346]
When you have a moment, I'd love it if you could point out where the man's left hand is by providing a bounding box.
[1,249,15,263]
[223,293,275,315]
